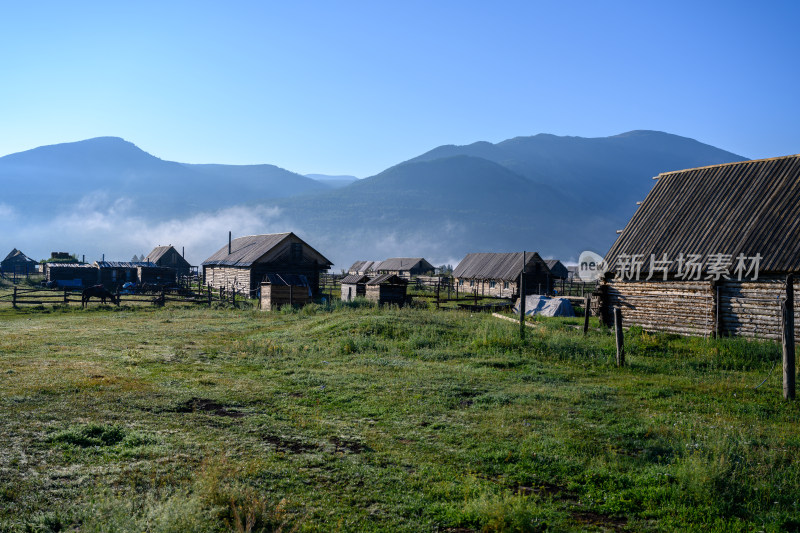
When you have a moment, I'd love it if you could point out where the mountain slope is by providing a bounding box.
[0,137,325,216]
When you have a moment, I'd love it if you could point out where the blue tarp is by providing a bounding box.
[513,296,575,317]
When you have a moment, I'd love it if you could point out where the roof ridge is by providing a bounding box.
[658,153,800,177]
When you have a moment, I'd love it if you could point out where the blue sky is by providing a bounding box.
[1,1,798,177]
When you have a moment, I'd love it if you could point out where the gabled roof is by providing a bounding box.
[374,257,434,272]
[2,248,37,265]
[453,252,547,281]
[146,245,174,263]
[340,274,371,284]
[367,273,409,285]
[545,260,569,279]
[202,232,333,268]
[348,260,379,273]
[605,154,800,274]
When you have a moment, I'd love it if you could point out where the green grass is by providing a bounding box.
[0,304,798,532]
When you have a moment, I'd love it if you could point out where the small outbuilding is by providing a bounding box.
[1,249,38,276]
[45,263,99,288]
[452,252,554,298]
[146,245,193,277]
[340,274,370,301]
[601,154,800,339]
[259,273,312,310]
[203,232,332,297]
[365,274,409,305]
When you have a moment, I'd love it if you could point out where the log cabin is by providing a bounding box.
[601,154,800,339]
[202,232,332,297]
[452,252,553,298]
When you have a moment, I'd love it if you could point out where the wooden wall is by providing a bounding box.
[204,266,251,295]
[341,283,366,301]
[603,275,800,340]
[260,284,311,310]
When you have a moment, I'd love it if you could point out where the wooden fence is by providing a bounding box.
[0,284,231,309]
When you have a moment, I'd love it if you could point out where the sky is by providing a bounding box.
[1,1,799,178]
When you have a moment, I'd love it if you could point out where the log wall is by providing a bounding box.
[603,275,800,340]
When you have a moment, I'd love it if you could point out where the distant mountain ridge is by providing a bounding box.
[0,131,748,267]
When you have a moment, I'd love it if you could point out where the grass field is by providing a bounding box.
[1,302,799,532]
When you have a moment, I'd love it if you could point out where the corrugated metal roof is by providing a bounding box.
[374,258,434,272]
[452,252,547,281]
[604,154,800,274]
[96,261,158,268]
[341,274,370,284]
[367,273,409,285]
[46,263,96,269]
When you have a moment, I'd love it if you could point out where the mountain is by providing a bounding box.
[274,131,746,264]
[0,131,747,268]
[306,174,359,188]
[0,137,325,216]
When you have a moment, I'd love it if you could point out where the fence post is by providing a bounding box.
[519,251,526,340]
[782,274,795,400]
[436,281,440,310]
[208,286,212,307]
[614,307,624,367]
[64,289,68,305]
[583,294,591,334]
[12,286,17,309]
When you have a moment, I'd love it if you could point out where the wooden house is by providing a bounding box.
[202,232,332,297]
[365,274,409,305]
[452,252,553,298]
[146,245,193,277]
[373,258,434,279]
[259,273,312,310]
[1,249,38,276]
[601,154,800,339]
[340,274,370,301]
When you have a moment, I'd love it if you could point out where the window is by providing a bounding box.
[503,281,509,289]
[489,280,496,288]
[458,279,464,286]
[469,280,474,287]
[290,242,302,261]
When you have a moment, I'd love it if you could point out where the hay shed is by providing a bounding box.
[365,274,409,305]
[340,274,370,301]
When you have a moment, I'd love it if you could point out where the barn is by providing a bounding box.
[452,252,554,298]
[373,258,434,278]
[340,274,370,301]
[145,245,193,277]
[365,274,409,305]
[601,154,800,339]
[1,249,38,276]
[202,232,332,297]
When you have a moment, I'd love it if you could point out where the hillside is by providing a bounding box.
[0,137,325,217]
